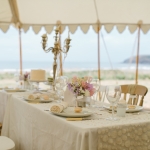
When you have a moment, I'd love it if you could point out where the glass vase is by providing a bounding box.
[24,80,30,90]
[77,96,91,107]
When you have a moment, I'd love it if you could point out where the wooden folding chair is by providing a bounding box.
[0,123,2,135]
[120,84,148,106]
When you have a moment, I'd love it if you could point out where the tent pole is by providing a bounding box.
[97,24,100,80]
[135,26,141,85]
[59,26,63,76]
[19,27,23,75]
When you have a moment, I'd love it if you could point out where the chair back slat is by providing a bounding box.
[91,85,106,101]
[128,97,132,105]
[139,96,144,106]
[124,93,127,101]
[121,84,148,106]
[133,95,139,105]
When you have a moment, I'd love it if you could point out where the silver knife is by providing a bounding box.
[66,118,92,121]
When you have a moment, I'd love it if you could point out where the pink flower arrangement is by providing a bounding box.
[24,72,30,81]
[67,76,96,97]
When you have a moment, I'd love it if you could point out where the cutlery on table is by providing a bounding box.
[66,118,92,121]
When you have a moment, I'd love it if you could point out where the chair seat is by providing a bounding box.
[0,136,15,150]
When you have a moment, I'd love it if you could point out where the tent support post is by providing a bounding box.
[19,27,22,75]
[97,24,100,80]
[135,26,141,85]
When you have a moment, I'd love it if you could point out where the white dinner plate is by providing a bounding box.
[23,97,53,103]
[5,89,26,92]
[103,104,143,113]
[51,107,93,117]
[39,89,48,92]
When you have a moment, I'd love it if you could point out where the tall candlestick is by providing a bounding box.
[41,28,71,91]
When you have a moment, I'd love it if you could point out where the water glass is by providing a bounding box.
[105,85,121,121]
[55,76,68,102]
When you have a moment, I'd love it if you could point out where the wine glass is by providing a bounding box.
[14,73,19,88]
[90,79,100,108]
[55,76,68,103]
[105,85,121,121]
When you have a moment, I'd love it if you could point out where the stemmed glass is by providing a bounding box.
[90,79,100,108]
[55,76,68,103]
[105,85,121,121]
[14,73,20,88]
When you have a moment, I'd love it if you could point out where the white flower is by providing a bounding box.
[84,90,90,97]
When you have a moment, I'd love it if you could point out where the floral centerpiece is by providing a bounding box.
[23,72,30,89]
[23,72,30,81]
[67,76,96,97]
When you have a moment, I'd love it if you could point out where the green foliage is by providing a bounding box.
[0,70,149,81]
[0,72,14,80]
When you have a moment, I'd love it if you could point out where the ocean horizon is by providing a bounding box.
[0,61,150,72]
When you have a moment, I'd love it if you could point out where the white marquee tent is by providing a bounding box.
[1,0,150,34]
[0,0,150,83]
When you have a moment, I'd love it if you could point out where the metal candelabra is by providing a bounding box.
[41,26,71,90]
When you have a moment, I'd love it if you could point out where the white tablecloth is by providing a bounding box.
[1,92,97,150]
[1,91,150,150]
[0,91,11,123]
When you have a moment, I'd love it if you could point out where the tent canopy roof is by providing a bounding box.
[1,0,150,34]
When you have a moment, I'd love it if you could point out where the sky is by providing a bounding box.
[0,25,150,65]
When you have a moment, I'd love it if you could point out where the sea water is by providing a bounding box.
[0,61,150,72]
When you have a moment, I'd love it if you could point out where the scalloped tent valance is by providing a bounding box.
[1,0,150,34]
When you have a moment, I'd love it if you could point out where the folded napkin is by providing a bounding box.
[64,88,75,106]
[28,93,41,100]
[128,105,136,109]
[50,102,68,113]
[40,94,49,100]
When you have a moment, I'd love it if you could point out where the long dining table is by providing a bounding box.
[1,90,150,150]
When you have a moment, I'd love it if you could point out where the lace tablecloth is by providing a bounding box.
[21,102,150,150]
[1,91,150,150]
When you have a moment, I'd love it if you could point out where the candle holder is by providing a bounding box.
[41,26,71,90]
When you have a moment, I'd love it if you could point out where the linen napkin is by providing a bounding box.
[64,88,75,106]
[50,102,68,113]
[40,94,49,100]
[28,94,39,100]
